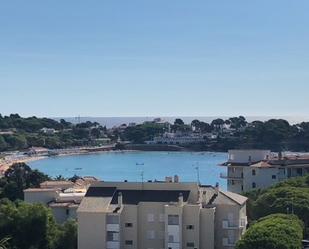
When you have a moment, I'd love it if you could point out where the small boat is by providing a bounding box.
[136,163,144,166]
[74,167,82,170]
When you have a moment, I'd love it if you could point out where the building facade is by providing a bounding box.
[221,150,309,193]
[77,180,247,249]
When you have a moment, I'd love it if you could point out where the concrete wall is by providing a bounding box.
[138,202,166,249]
[243,167,279,192]
[120,205,138,249]
[182,205,200,249]
[200,207,215,249]
[78,212,106,249]
[24,190,58,204]
[214,203,243,249]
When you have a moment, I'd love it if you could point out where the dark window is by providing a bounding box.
[186,225,194,230]
[125,240,133,245]
[107,231,119,241]
[187,242,195,247]
[66,209,69,215]
[252,169,256,176]
[168,215,179,225]
[241,185,244,191]
[252,182,256,188]
[125,223,133,228]
[231,180,235,185]
[272,175,276,179]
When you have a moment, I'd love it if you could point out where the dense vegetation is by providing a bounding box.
[121,116,309,151]
[0,114,109,151]
[2,114,309,152]
[245,175,309,231]
[235,214,304,249]
[0,163,77,249]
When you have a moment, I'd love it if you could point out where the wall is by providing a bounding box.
[24,190,58,204]
[77,212,106,249]
[200,207,215,249]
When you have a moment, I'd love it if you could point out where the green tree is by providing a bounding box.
[0,199,59,249]
[3,163,50,200]
[174,119,184,126]
[55,220,77,249]
[235,214,304,249]
[0,136,7,151]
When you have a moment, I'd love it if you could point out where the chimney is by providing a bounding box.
[278,151,283,160]
[174,175,179,183]
[178,192,184,206]
[118,192,123,207]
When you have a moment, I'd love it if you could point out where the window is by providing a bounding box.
[272,175,276,179]
[147,230,155,239]
[252,182,256,189]
[186,225,194,230]
[66,209,69,215]
[106,215,119,224]
[231,180,235,185]
[125,240,133,245]
[168,235,174,243]
[187,242,195,247]
[147,214,154,222]
[241,185,244,191]
[252,169,256,176]
[107,231,119,241]
[125,223,133,227]
[168,215,179,225]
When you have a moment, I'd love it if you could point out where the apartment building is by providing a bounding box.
[77,179,247,249]
[220,150,309,193]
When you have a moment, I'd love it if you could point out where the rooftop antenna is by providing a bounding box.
[195,166,200,185]
[141,171,144,190]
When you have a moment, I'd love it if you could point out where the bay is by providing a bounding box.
[28,151,227,189]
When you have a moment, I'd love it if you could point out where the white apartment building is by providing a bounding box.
[147,132,206,145]
[77,180,247,249]
[221,150,309,193]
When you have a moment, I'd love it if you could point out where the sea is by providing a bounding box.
[28,151,228,189]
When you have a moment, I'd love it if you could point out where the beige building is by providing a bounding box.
[77,179,247,249]
[24,177,98,223]
[221,150,309,193]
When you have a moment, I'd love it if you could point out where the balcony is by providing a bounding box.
[220,172,243,180]
[222,219,247,230]
[106,224,120,232]
[106,241,120,249]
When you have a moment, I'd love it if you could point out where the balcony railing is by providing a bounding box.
[222,219,247,230]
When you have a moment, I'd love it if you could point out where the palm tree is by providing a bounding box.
[0,237,10,249]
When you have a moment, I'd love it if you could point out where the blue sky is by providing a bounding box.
[0,0,309,117]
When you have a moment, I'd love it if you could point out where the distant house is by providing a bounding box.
[40,127,56,134]
[146,131,206,145]
[221,150,309,193]
[24,177,99,223]
[26,147,49,156]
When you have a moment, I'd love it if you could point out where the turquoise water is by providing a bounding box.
[28,152,227,188]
